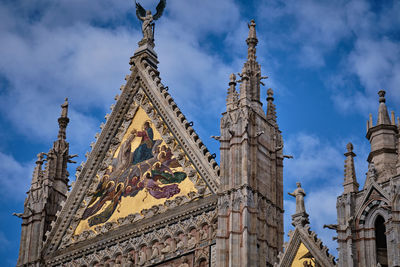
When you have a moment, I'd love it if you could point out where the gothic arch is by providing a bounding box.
[365,207,389,229]
[359,203,390,267]
[393,192,400,210]
[374,215,388,267]
[357,199,388,227]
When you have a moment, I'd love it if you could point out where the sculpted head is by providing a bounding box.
[296,182,301,188]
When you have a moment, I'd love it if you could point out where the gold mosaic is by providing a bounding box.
[291,242,315,267]
[75,107,197,234]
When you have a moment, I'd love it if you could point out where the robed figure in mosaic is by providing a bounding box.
[81,121,187,227]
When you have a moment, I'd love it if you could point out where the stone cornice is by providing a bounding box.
[366,123,398,139]
[46,195,217,265]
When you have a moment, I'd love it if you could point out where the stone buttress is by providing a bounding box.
[17,99,75,267]
[216,20,284,267]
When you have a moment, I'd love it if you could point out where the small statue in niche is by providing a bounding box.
[161,238,172,254]
[124,251,135,267]
[187,231,197,248]
[151,242,160,259]
[175,233,185,251]
[178,258,190,267]
[114,255,123,267]
[199,224,209,240]
[137,248,147,266]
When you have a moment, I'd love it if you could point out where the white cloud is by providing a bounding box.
[349,38,400,101]
[306,186,341,257]
[0,0,388,262]
[284,133,343,183]
[258,0,400,115]
[167,0,241,36]
[0,0,246,146]
[283,132,370,258]
[0,152,33,200]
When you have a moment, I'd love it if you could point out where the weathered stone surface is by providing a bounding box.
[16,4,400,267]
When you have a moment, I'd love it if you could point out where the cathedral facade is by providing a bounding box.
[16,4,400,267]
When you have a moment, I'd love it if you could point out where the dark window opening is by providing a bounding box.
[375,215,388,267]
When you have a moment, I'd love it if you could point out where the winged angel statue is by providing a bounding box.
[136,0,166,47]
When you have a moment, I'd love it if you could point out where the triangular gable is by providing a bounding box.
[42,50,220,256]
[275,227,336,267]
[354,180,390,223]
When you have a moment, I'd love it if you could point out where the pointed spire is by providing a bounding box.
[31,152,46,185]
[238,20,263,103]
[246,19,258,62]
[366,90,398,184]
[377,90,391,125]
[343,142,359,194]
[226,73,238,109]
[391,111,395,125]
[57,98,70,140]
[266,88,277,125]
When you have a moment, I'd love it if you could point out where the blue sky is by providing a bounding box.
[0,0,399,265]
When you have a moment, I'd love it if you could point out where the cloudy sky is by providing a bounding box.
[0,0,399,265]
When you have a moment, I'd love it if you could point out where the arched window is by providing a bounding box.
[375,215,388,267]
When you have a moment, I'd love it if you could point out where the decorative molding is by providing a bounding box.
[43,50,220,257]
[48,206,217,266]
[275,226,336,267]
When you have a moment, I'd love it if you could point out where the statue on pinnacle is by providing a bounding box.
[289,182,310,227]
[135,0,166,48]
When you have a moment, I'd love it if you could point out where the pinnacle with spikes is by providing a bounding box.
[226,73,238,109]
[246,19,258,62]
[57,98,70,140]
[266,88,277,125]
[343,142,359,193]
[238,19,265,103]
[377,90,391,125]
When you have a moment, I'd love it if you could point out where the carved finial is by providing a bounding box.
[31,152,47,185]
[246,19,258,61]
[288,182,309,227]
[226,73,238,109]
[229,73,236,84]
[247,19,257,41]
[61,98,68,118]
[378,90,386,103]
[266,88,277,124]
[376,90,391,125]
[391,111,395,125]
[343,142,358,193]
[36,152,47,164]
[346,142,353,153]
[58,98,70,140]
[267,88,274,101]
[238,20,263,102]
